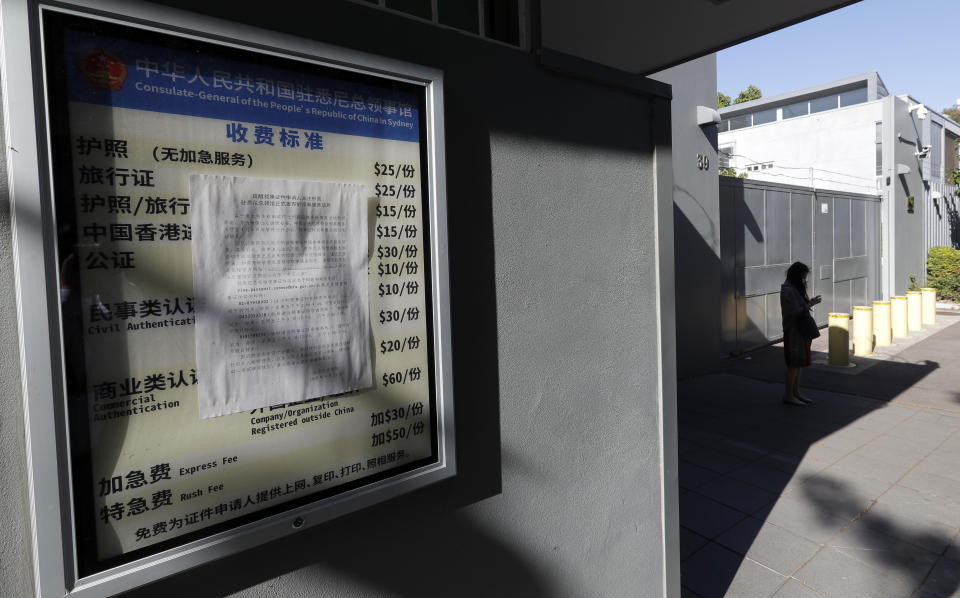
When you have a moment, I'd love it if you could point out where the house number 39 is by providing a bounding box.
[697,154,710,170]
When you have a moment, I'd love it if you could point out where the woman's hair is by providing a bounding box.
[786,261,810,300]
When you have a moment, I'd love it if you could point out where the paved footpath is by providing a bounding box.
[679,313,960,598]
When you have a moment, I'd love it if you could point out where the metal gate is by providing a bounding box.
[720,178,881,354]
[924,181,960,253]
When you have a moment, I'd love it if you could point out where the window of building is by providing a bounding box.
[875,121,883,176]
[947,131,959,176]
[437,0,480,33]
[727,114,751,131]
[839,87,868,107]
[931,122,943,180]
[485,0,521,45]
[877,79,889,98]
[719,144,735,168]
[385,0,432,19]
[782,100,809,119]
[752,107,777,125]
[809,94,838,114]
[357,0,525,46]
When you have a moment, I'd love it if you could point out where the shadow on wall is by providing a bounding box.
[929,193,960,249]
[673,198,723,380]
[127,503,554,597]
[947,195,960,248]
[111,0,672,592]
[120,90,515,596]
[727,182,779,354]
[673,178,786,379]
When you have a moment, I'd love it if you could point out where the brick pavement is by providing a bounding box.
[679,313,960,597]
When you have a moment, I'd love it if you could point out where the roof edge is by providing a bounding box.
[719,71,880,115]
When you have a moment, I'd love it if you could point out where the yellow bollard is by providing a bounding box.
[873,301,892,347]
[907,291,923,332]
[852,306,874,356]
[891,296,908,338]
[828,312,850,366]
[921,288,937,326]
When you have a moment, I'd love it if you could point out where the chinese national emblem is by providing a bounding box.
[78,49,127,91]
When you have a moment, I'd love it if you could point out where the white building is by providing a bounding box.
[718,72,960,296]
[719,72,959,194]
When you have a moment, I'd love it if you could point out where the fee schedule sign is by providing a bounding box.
[42,11,447,576]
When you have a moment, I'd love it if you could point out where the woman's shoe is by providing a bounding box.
[782,396,807,406]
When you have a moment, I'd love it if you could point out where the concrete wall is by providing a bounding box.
[719,101,883,195]
[0,88,35,598]
[906,97,960,184]
[1,2,677,596]
[886,98,960,282]
[886,95,929,296]
[650,56,722,379]
[918,110,960,258]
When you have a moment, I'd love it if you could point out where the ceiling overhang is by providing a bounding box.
[539,0,863,74]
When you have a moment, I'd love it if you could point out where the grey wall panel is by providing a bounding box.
[765,190,790,265]
[744,264,788,297]
[834,279,853,315]
[722,179,879,352]
[719,182,739,355]
[922,182,959,264]
[852,276,868,307]
[743,188,766,267]
[834,255,869,282]
[814,194,834,324]
[790,192,813,265]
[834,196,852,259]
[851,199,866,256]
[765,292,782,341]
[866,201,882,300]
[743,294,769,346]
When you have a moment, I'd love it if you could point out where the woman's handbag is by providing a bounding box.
[798,311,820,340]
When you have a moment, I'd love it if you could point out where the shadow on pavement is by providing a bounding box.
[678,316,960,597]
[723,348,940,404]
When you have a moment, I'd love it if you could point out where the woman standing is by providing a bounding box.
[780,262,821,405]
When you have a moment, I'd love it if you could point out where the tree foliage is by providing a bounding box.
[943,106,960,125]
[925,246,960,302]
[718,86,762,108]
[719,167,747,179]
[733,85,762,105]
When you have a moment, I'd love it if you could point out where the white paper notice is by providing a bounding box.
[191,175,371,418]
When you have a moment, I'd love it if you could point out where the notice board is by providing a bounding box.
[37,8,453,582]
